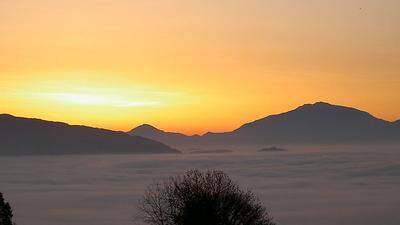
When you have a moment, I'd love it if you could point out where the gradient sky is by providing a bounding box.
[1,0,399,134]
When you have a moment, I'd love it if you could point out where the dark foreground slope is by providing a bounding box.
[0,114,179,155]
[130,102,400,147]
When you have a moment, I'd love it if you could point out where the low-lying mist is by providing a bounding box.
[1,147,399,225]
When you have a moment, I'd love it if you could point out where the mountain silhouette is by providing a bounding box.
[0,114,179,155]
[129,124,199,146]
[129,102,400,147]
[220,102,399,144]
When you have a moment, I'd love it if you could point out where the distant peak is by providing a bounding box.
[296,102,332,110]
[0,114,16,118]
[130,124,164,133]
[313,101,332,106]
[292,102,375,117]
[137,124,158,129]
[303,102,332,107]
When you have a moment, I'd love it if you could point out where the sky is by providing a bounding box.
[1,0,399,135]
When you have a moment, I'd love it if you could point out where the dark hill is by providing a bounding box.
[221,102,399,144]
[0,114,179,155]
[129,102,400,147]
[129,124,198,146]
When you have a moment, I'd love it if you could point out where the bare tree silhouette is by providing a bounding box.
[137,170,275,225]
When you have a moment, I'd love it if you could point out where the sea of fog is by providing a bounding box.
[1,148,399,225]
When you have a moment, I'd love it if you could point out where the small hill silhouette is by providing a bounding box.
[258,146,287,152]
[0,114,179,155]
[129,124,198,146]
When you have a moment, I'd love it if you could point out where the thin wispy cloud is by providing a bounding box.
[30,92,161,108]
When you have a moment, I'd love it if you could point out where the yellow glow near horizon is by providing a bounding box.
[1,0,400,134]
[31,92,160,107]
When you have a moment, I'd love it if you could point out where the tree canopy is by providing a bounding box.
[138,170,275,225]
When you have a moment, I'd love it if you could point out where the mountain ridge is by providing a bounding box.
[129,102,400,148]
[235,102,390,131]
[0,114,179,155]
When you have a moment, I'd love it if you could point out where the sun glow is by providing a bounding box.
[0,73,197,132]
[32,92,160,107]
[8,74,182,109]
[1,0,399,134]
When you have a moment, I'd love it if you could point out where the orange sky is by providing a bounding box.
[1,0,399,135]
